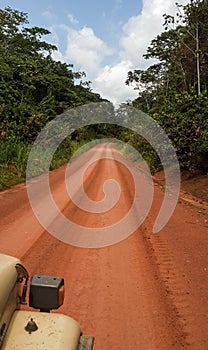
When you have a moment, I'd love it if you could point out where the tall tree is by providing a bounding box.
[0,7,104,142]
[126,0,208,171]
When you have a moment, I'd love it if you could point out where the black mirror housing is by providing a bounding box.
[29,275,65,312]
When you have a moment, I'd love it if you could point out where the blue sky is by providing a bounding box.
[1,1,142,46]
[1,0,189,104]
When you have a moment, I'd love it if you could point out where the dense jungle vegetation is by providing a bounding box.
[0,7,105,188]
[126,0,208,173]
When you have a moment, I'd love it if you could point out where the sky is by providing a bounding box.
[1,0,189,104]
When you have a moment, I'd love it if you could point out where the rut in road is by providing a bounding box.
[1,143,208,349]
[21,144,188,350]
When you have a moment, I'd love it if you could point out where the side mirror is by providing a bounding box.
[29,275,65,312]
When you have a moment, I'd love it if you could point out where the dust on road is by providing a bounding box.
[0,143,208,349]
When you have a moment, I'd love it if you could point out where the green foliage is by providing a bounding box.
[0,138,31,187]
[0,7,105,189]
[126,0,208,173]
[0,7,104,143]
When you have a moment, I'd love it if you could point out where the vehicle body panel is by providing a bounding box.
[2,310,81,350]
[0,253,94,350]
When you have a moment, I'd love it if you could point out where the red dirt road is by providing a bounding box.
[0,143,208,349]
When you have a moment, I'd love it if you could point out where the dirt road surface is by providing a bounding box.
[0,143,208,349]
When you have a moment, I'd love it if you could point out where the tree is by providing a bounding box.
[163,0,208,95]
[0,7,104,142]
[126,0,208,172]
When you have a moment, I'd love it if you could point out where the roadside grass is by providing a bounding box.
[117,141,161,174]
[0,138,83,190]
[0,164,25,191]
[0,140,30,190]
[182,181,208,202]
[1,138,207,206]
[118,142,208,205]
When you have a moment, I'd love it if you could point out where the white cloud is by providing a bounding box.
[93,0,189,104]
[67,13,79,25]
[51,0,190,105]
[120,0,189,70]
[94,60,137,105]
[51,25,136,105]
[52,50,65,63]
[63,26,113,79]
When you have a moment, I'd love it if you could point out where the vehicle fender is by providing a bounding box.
[2,310,82,350]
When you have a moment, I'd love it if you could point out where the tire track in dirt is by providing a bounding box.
[1,143,207,349]
[60,145,188,349]
[141,181,208,349]
[147,233,192,334]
